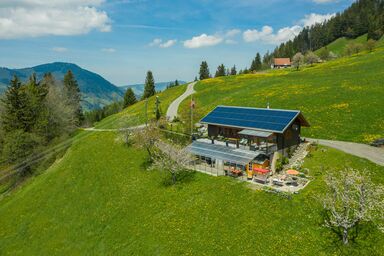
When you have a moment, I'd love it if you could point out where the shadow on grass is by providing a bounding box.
[318,210,380,255]
[162,170,196,187]
[140,155,153,170]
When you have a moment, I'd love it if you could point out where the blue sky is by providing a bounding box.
[0,0,353,85]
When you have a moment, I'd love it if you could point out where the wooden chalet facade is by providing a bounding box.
[187,106,310,179]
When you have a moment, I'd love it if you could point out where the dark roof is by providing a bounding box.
[200,106,310,133]
[187,141,260,165]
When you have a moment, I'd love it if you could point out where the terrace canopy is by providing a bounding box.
[238,129,273,138]
[187,141,260,165]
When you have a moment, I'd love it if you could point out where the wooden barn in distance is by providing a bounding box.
[272,58,291,69]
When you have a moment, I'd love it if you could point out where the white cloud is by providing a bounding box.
[148,38,176,48]
[243,25,301,44]
[101,48,116,53]
[149,38,162,47]
[225,29,241,37]
[52,47,68,52]
[313,0,337,3]
[0,0,111,39]
[243,12,335,45]
[301,13,336,27]
[183,34,223,49]
[159,39,177,48]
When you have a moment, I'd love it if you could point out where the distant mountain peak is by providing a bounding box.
[0,62,123,110]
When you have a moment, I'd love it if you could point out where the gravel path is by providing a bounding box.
[166,82,196,121]
[306,138,384,166]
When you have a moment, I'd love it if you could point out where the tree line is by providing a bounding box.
[197,0,383,79]
[0,71,82,179]
[267,0,383,61]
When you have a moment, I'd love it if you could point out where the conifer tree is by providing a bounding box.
[63,70,83,126]
[124,88,137,108]
[250,53,262,72]
[199,61,210,80]
[215,64,226,77]
[24,73,49,134]
[230,65,237,75]
[0,76,28,132]
[174,80,179,86]
[142,71,156,100]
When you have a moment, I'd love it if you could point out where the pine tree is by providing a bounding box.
[24,73,49,134]
[175,80,179,86]
[142,71,156,100]
[250,53,262,72]
[0,76,28,132]
[63,70,83,126]
[230,65,237,75]
[124,88,137,108]
[215,64,226,77]
[199,61,210,80]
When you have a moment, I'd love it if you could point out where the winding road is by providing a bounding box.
[166,82,196,121]
[306,138,384,166]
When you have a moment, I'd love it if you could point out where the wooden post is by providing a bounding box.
[145,98,148,127]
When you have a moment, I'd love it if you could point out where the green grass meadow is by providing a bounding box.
[315,34,368,56]
[0,131,383,255]
[95,83,188,129]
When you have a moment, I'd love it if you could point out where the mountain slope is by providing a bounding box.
[0,62,123,110]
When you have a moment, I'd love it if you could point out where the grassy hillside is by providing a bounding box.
[95,83,188,128]
[178,46,384,143]
[315,34,368,56]
[315,34,384,56]
[0,131,383,255]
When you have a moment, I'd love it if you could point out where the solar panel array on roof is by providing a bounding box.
[200,106,300,133]
[187,141,260,165]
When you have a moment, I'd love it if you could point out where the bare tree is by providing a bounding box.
[292,52,304,70]
[118,128,133,146]
[152,141,192,184]
[44,81,78,139]
[366,39,377,52]
[322,168,384,245]
[345,42,364,56]
[305,51,320,66]
[132,121,161,160]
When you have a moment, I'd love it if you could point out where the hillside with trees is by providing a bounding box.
[261,0,383,64]
[0,62,124,110]
[0,71,83,191]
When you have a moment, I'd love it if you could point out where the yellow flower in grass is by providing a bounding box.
[361,134,382,143]
[331,102,349,110]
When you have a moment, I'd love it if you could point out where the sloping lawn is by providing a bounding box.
[315,34,368,56]
[95,83,188,129]
[0,132,383,255]
[179,47,384,143]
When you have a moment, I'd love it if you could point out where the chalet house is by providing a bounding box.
[272,58,291,69]
[187,106,309,179]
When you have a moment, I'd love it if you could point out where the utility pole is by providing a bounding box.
[145,98,148,127]
[190,95,194,136]
[155,96,160,121]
